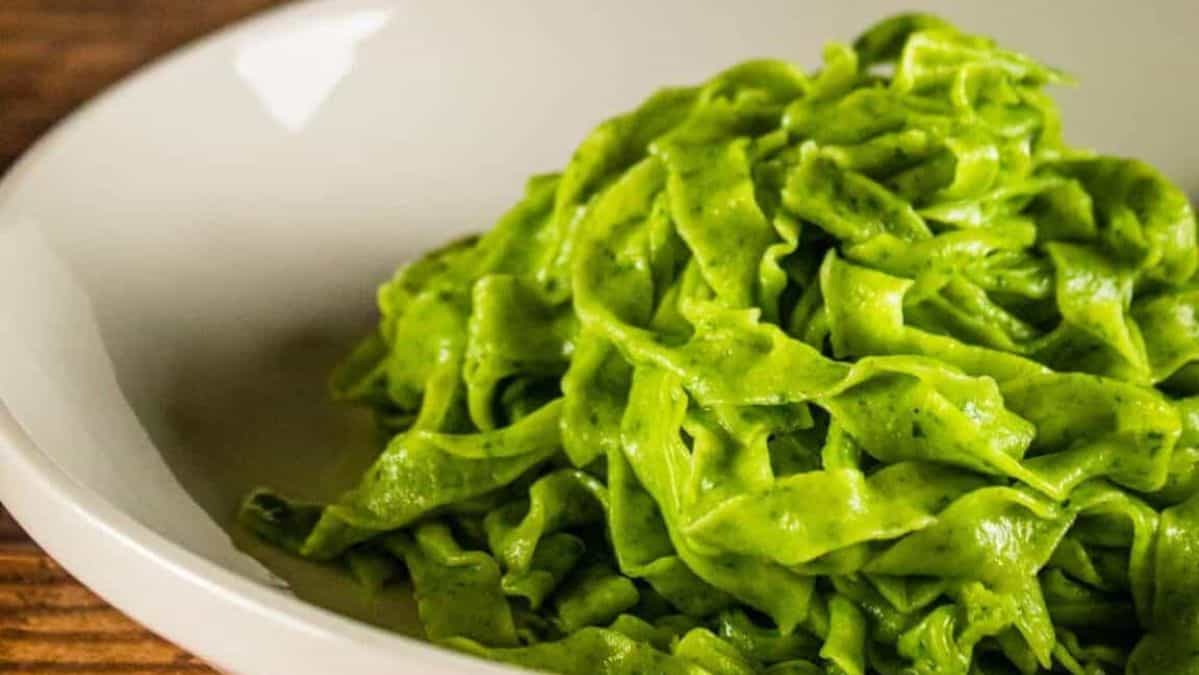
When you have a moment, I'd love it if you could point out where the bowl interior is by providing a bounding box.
[1,0,1198,648]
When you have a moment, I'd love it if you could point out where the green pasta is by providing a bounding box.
[239,14,1199,674]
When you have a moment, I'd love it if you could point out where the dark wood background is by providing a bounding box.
[0,3,291,671]
[0,1,288,169]
[1,510,218,674]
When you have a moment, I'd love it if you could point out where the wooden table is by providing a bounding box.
[0,3,291,671]
[1,508,215,674]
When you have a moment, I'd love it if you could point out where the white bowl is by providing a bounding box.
[1,1,1197,673]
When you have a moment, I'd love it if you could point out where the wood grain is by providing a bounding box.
[0,4,295,671]
[0,509,214,673]
[0,1,290,171]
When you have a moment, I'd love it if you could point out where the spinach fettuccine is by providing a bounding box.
[240,14,1199,675]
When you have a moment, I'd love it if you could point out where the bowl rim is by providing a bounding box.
[0,1,516,672]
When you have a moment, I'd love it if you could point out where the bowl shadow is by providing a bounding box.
[151,314,422,637]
